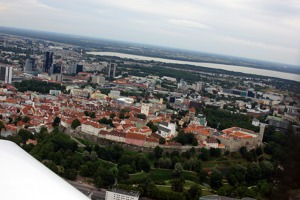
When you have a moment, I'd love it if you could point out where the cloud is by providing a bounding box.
[167,19,211,29]
[0,0,299,65]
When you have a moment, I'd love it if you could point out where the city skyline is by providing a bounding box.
[0,0,299,66]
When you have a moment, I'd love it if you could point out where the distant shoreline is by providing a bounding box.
[87,51,300,82]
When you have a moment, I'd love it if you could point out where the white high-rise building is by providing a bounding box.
[112,63,117,77]
[108,64,111,77]
[91,75,105,85]
[24,58,36,73]
[0,66,13,84]
[195,81,203,92]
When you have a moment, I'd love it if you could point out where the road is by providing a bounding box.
[66,180,106,200]
[66,179,153,200]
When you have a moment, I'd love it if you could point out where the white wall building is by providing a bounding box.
[81,120,106,136]
[141,103,151,116]
[108,90,121,99]
[105,188,139,200]
[168,122,176,136]
[91,75,105,85]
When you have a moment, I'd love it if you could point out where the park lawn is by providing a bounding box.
[159,180,197,190]
[149,168,199,183]
[201,189,215,196]
[156,186,215,198]
[202,161,219,168]
[202,158,248,169]
[156,185,172,192]
[74,137,97,146]
[149,168,173,181]
[129,171,148,182]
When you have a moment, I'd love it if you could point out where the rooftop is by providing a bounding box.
[108,188,140,197]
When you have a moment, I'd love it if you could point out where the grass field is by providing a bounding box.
[129,171,148,181]
[149,168,173,181]
[129,168,199,184]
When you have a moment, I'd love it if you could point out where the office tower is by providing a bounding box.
[108,64,111,77]
[51,64,61,74]
[71,64,83,75]
[25,57,38,73]
[24,59,34,72]
[0,66,13,84]
[51,74,63,82]
[43,52,53,73]
[112,63,117,77]
[195,82,203,92]
[91,75,105,85]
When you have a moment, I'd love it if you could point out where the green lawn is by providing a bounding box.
[74,137,97,146]
[201,158,248,169]
[129,171,148,181]
[149,168,173,181]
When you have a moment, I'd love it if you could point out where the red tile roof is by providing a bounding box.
[126,132,147,140]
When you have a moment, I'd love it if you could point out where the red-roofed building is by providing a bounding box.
[60,117,73,128]
[145,137,158,147]
[99,130,109,138]
[1,124,17,137]
[26,139,38,146]
[125,132,146,146]
[81,119,106,136]
[203,137,218,148]
[106,130,126,143]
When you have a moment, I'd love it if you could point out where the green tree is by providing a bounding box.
[84,110,89,116]
[89,112,96,118]
[94,166,115,188]
[52,117,61,127]
[22,115,30,123]
[150,124,158,132]
[240,146,248,157]
[71,119,81,129]
[171,178,185,192]
[18,129,33,142]
[209,148,222,157]
[0,120,5,130]
[186,184,202,200]
[90,151,98,161]
[246,163,261,184]
[259,161,274,179]
[154,146,163,159]
[199,147,210,161]
[118,165,132,180]
[210,171,223,189]
[135,113,146,119]
[172,163,183,178]
[119,113,125,119]
[64,169,77,180]
[110,113,116,119]
[159,137,166,144]
[94,176,103,188]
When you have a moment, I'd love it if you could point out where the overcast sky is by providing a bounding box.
[1,0,300,65]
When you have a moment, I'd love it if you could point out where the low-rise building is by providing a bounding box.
[81,119,106,136]
[125,132,146,146]
[105,188,139,200]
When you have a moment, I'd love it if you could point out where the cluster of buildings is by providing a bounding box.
[0,80,267,152]
[0,33,299,153]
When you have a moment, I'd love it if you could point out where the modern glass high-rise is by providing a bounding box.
[43,52,53,73]
[0,66,13,84]
[71,64,83,75]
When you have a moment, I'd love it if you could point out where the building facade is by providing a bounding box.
[105,188,139,200]
[0,66,13,84]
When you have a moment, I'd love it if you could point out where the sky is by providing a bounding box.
[1,0,300,66]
